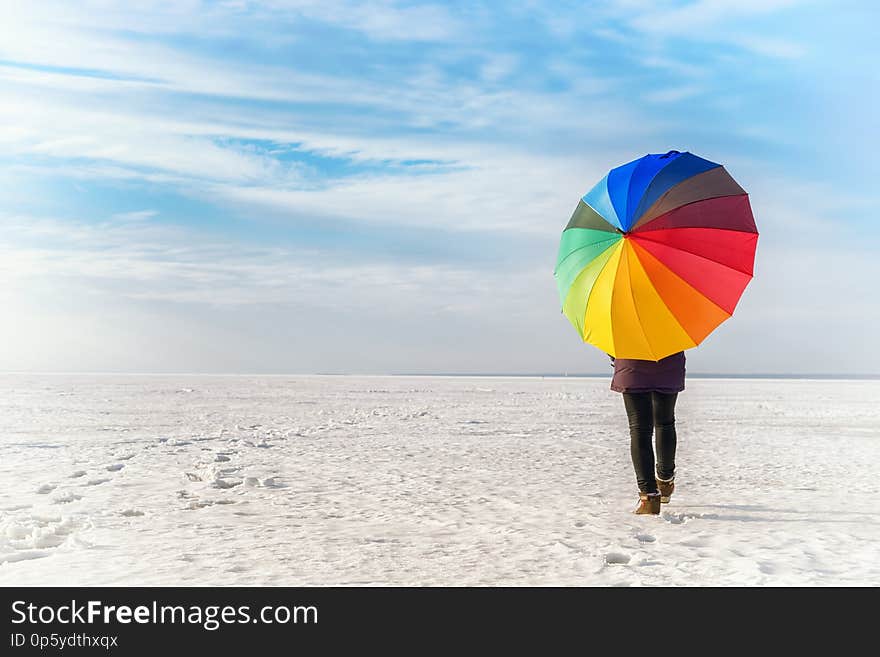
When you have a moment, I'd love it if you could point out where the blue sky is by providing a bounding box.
[1,0,877,374]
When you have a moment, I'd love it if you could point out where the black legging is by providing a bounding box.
[622,392,678,493]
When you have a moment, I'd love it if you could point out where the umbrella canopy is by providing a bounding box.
[554,150,758,360]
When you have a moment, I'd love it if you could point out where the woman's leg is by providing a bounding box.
[622,392,657,493]
[651,392,678,481]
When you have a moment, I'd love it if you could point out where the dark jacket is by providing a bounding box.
[609,351,686,394]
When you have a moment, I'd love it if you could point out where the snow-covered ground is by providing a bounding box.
[1,374,877,586]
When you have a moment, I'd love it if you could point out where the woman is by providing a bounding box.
[609,351,685,515]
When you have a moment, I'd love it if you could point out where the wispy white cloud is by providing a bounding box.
[731,35,806,59]
[206,151,590,236]
[643,84,704,103]
[599,0,808,60]
[0,48,658,237]
[263,0,464,42]
[0,213,545,313]
[639,55,707,78]
[627,0,802,36]
[479,53,519,82]
[1,0,463,46]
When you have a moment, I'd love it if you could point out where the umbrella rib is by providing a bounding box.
[631,193,755,233]
[631,233,757,277]
[554,236,622,276]
[630,243,703,349]
[621,243,657,360]
[605,244,625,355]
[581,241,623,348]
[634,224,759,237]
[629,238,734,344]
[631,192,758,233]
[630,238,735,317]
[582,197,621,233]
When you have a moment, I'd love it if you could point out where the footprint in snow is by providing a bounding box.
[106,463,125,472]
[2,550,52,563]
[185,498,235,510]
[36,484,56,494]
[51,491,82,504]
[212,479,241,489]
[635,533,656,543]
[242,477,281,488]
[87,478,111,486]
[604,552,631,565]
[680,534,713,548]
[69,471,87,479]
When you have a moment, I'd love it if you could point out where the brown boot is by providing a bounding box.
[633,492,661,515]
[656,476,675,504]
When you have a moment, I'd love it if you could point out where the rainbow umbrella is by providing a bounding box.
[554,150,758,360]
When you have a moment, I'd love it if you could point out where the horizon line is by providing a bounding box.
[0,371,878,380]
